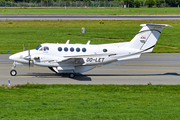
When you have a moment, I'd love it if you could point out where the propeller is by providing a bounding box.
[28,44,30,69]
[23,44,25,51]
[23,44,31,69]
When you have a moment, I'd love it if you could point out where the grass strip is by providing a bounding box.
[0,7,180,15]
[0,84,180,120]
[0,20,179,54]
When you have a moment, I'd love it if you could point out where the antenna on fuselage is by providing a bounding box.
[66,40,70,44]
[86,40,90,45]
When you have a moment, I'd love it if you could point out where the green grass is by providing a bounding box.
[0,7,180,15]
[1,84,180,120]
[0,20,179,54]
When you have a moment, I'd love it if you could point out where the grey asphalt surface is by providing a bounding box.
[1,53,180,85]
[0,15,180,20]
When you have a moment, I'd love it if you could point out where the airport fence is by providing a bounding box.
[0,1,127,8]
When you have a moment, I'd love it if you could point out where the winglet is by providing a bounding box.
[86,40,90,45]
[66,40,70,44]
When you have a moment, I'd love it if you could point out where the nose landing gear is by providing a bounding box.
[10,69,17,76]
[10,61,17,76]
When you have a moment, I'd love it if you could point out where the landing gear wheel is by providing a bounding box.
[69,73,75,78]
[10,69,17,76]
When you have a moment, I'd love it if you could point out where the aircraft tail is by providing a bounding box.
[128,24,171,53]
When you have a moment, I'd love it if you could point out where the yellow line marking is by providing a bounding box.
[0,67,11,68]
[96,69,175,72]
[0,66,47,69]
[0,76,171,79]
[141,56,174,58]
[174,76,180,78]
[0,76,33,78]
[119,62,180,66]
[89,76,171,79]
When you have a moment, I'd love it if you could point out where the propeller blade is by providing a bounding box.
[28,44,30,56]
[23,44,25,51]
[29,60,30,69]
[28,44,30,69]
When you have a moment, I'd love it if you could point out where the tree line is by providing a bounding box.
[0,0,179,7]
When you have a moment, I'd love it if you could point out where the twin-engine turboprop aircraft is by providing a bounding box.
[9,24,171,78]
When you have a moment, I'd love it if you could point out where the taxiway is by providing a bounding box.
[1,53,180,85]
[0,15,180,20]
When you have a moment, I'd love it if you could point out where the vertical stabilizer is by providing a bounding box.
[128,24,171,53]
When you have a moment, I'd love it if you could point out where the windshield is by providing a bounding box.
[35,45,42,50]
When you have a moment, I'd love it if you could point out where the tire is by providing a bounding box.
[10,69,17,76]
[69,73,75,78]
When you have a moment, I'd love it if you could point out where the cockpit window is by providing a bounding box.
[35,45,42,50]
[44,46,49,51]
[38,46,49,51]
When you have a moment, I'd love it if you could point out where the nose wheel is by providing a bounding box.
[10,69,17,76]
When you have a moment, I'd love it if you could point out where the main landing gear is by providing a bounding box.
[49,67,76,78]
[63,73,76,78]
[69,73,76,78]
[68,70,76,78]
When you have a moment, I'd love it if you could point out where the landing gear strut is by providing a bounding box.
[10,61,17,76]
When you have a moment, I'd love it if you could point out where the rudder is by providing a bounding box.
[128,24,171,52]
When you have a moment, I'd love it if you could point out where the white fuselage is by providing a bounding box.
[9,42,140,73]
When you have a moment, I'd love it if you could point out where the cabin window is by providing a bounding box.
[103,49,107,52]
[64,47,68,52]
[70,47,74,52]
[58,47,62,52]
[76,47,80,52]
[36,45,42,50]
[82,48,86,52]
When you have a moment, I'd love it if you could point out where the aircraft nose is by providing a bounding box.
[9,54,19,61]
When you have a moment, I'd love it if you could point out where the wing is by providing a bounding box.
[59,58,85,65]
[60,53,115,65]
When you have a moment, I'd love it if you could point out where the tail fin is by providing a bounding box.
[128,24,171,53]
